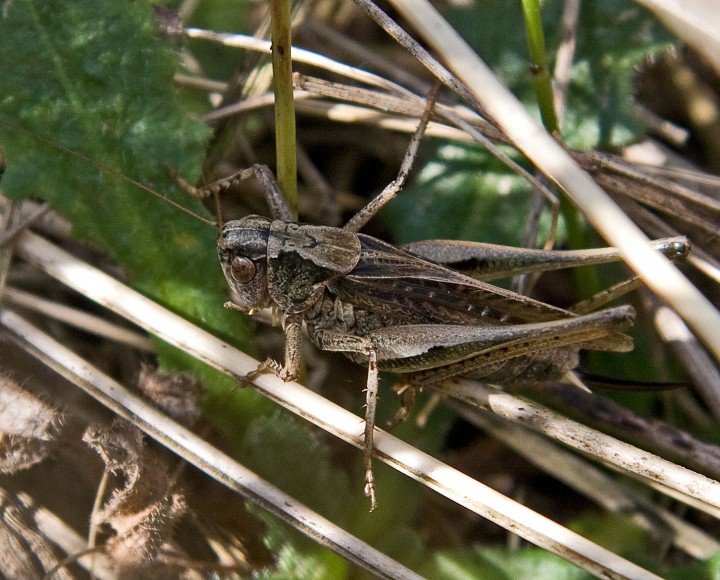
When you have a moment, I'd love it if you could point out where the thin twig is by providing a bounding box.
[553,0,580,123]
[448,401,720,559]
[435,379,720,513]
[3,287,154,352]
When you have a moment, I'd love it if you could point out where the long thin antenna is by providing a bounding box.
[0,117,218,228]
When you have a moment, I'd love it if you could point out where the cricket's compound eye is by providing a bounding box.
[230,256,256,284]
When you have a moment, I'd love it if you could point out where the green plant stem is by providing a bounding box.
[521,0,559,134]
[521,0,599,294]
[271,0,298,218]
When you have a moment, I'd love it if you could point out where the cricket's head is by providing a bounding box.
[217,215,272,314]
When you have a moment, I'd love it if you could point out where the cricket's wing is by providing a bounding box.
[334,234,577,324]
[331,235,633,352]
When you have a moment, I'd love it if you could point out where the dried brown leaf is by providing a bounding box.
[137,364,203,427]
[84,420,186,574]
[0,373,64,473]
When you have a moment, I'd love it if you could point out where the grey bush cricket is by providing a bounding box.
[167,98,689,510]
[0,105,689,510]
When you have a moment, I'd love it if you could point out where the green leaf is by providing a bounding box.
[570,511,648,556]
[384,144,559,250]
[0,0,253,376]
[255,528,350,580]
[445,0,673,150]
[241,412,352,518]
[420,546,593,580]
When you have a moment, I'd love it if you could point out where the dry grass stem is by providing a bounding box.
[3,287,154,352]
[448,401,720,560]
[436,380,720,513]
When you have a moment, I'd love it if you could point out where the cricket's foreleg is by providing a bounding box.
[312,329,381,510]
[264,319,303,380]
[241,318,303,385]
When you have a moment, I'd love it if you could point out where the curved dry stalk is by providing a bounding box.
[4,229,666,579]
[202,90,312,124]
[184,28,416,99]
[295,97,469,139]
[448,400,720,560]
[436,379,720,513]
[3,287,154,352]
